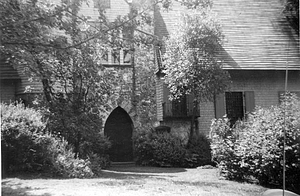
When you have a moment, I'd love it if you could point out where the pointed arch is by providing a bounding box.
[104,106,133,162]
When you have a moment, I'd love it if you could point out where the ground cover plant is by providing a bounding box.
[210,93,300,194]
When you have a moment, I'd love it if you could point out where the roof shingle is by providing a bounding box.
[154,0,300,70]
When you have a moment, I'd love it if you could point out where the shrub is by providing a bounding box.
[1,103,95,178]
[1,103,46,173]
[185,134,214,168]
[134,129,186,167]
[134,127,213,168]
[44,99,111,169]
[133,128,156,166]
[52,141,94,178]
[210,93,300,192]
[210,118,249,181]
[79,133,111,168]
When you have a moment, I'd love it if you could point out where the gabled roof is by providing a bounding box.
[154,1,185,40]
[154,0,300,70]
[213,0,300,70]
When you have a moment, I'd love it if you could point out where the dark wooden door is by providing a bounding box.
[104,107,133,162]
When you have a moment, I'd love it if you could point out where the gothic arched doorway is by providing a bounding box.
[104,106,133,162]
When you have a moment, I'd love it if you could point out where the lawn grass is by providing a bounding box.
[2,166,267,196]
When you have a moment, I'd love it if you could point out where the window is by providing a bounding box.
[163,85,199,118]
[215,91,255,125]
[100,27,133,67]
[225,92,244,125]
[94,0,110,9]
[171,95,188,117]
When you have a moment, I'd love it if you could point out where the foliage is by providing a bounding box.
[0,0,158,156]
[185,134,213,167]
[134,128,187,167]
[0,0,222,172]
[44,98,111,160]
[1,103,47,173]
[210,93,300,193]
[135,44,157,126]
[163,6,231,141]
[163,9,230,102]
[0,103,102,178]
[134,126,214,168]
[52,143,94,178]
[79,134,111,159]
[282,0,299,35]
[210,118,245,180]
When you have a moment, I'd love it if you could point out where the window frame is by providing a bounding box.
[215,91,255,122]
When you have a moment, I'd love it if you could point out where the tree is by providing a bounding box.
[135,44,157,125]
[282,0,299,35]
[1,0,214,157]
[0,0,127,157]
[163,8,231,139]
[0,0,160,157]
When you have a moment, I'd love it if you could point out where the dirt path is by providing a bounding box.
[2,166,266,196]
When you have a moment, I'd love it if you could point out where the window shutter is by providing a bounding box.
[244,91,255,113]
[163,85,172,117]
[187,94,194,116]
[215,93,225,119]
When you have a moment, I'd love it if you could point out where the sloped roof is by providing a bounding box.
[213,0,300,70]
[154,1,185,40]
[154,0,300,70]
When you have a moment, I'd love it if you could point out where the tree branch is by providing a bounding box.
[0,6,69,30]
[62,1,160,49]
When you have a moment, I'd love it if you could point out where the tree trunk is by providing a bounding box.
[188,98,198,144]
[42,78,52,103]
